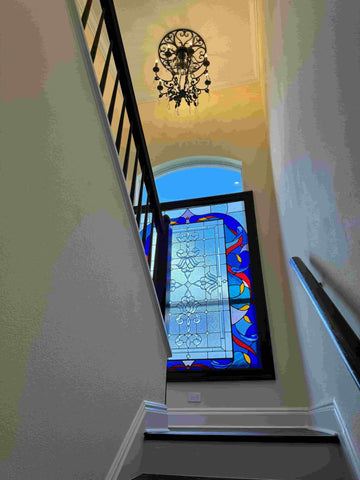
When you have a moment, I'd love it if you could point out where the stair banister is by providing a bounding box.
[99,0,165,235]
[78,0,169,316]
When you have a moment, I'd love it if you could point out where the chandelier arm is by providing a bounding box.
[191,47,207,59]
[191,70,207,81]
[195,86,209,92]
[189,75,201,85]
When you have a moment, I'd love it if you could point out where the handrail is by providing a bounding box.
[290,257,360,389]
[78,0,169,315]
[99,0,165,235]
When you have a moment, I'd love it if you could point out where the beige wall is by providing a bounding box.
[265,0,360,459]
[0,1,168,478]
[132,3,308,409]
[77,0,309,410]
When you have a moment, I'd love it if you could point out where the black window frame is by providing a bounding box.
[160,191,275,382]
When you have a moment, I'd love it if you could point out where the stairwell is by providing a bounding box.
[74,2,359,479]
[135,428,355,480]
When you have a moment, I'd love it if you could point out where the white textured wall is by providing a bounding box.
[0,1,168,478]
[265,0,360,459]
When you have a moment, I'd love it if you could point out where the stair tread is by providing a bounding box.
[134,476,274,480]
[144,428,339,443]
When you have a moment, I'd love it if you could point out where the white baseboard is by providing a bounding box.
[144,401,169,432]
[105,401,358,480]
[311,401,360,480]
[105,401,168,480]
[309,401,339,433]
[167,406,310,429]
[168,403,359,478]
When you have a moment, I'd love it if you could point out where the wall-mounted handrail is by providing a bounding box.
[290,257,360,389]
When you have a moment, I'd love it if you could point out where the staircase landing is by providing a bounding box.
[135,475,273,480]
[141,428,353,479]
[145,427,339,443]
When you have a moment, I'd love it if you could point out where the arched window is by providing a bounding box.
[153,156,242,202]
[142,157,274,381]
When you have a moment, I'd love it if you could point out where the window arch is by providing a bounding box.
[140,156,274,381]
[153,156,243,202]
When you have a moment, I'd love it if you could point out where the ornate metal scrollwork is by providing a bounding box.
[153,28,211,109]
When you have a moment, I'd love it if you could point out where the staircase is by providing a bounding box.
[134,428,355,480]
[75,4,359,480]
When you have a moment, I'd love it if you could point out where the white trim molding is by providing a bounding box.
[167,406,310,429]
[104,401,358,480]
[152,156,242,179]
[144,401,169,432]
[311,401,360,480]
[168,403,359,478]
[69,0,171,358]
[105,401,168,480]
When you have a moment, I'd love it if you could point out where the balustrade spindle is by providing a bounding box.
[81,0,93,28]
[90,11,104,61]
[108,74,119,124]
[130,152,139,204]
[100,42,112,94]
[122,127,132,179]
[115,101,126,152]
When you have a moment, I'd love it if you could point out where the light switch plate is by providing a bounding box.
[188,392,201,403]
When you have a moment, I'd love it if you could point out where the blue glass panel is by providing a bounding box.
[165,199,263,372]
[167,219,233,361]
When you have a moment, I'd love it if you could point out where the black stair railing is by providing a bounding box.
[79,0,169,315]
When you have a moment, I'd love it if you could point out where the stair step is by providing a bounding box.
[134,475,269,480]
[142,429,351,479]
[144,428,339,443]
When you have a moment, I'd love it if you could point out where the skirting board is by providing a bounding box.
[311,401,360,480]
[168,403,359,479]
[167,406,310,429]
[105,401,168,480]
[104,401,358,480]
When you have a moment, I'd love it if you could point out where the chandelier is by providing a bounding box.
[152,29,211,109]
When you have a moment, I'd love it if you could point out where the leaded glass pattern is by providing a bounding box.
[163,199,262,372]
[140,191,275,380]
[168,218,232,360]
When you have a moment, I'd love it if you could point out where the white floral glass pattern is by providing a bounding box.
[167,218,232,360]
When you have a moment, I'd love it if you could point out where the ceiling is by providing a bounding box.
[84,0,261,104]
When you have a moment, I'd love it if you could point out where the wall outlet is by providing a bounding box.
[188,392,201,403]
